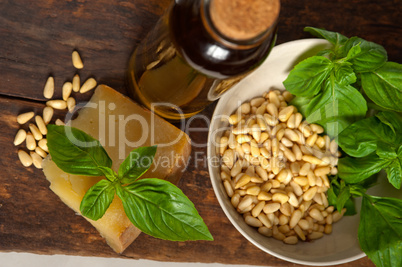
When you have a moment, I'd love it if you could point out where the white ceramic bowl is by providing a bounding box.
[207,38,400,266]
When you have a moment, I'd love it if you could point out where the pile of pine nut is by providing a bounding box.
[218,90,346,245]
[15,50,97,169]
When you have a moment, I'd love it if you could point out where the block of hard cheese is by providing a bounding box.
[42,84,191,253]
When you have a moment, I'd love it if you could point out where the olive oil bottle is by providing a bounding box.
[128,0,280,120]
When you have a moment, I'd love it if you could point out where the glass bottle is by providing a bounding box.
[127,0,280,120]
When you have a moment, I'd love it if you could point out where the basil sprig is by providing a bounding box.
[46,124,213,242]
[283,27,401,267]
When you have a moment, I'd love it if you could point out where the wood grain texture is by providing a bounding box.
[0,0,400,266]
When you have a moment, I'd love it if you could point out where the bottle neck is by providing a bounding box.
[201,0,280,49]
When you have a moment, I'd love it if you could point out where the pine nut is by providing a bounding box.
[272,193,289,204]
[18,150,33,167]
[306,133,318,147]
[223,180,234,197]
[314,166,331,176]
[263,202,280,214]
[72,50,84,69]
[299,162,311,176]
[258,213,273,228]
[80,77,97,93]
[294,113,303,128]
[245,215,263,227]
[276,169,288,183]
[266,103,278,118]
[55,118,65,126]
[236,134,251,144]
[309,208,324,221]
[287,114,296,128]
[292,144,302,161]
[307,170,317,186]
[294,225,306,240]
[310,124,324,134]
[282,91,293,102]
[303,186,318,201]
[72,74,81,92]
[17,111,34,124]
[238,196,254,211]
[330,139,338,155]
[302,155,323,165]
[222,149,234,168]
[43,106,54,124]
[231,160,242,177]
[298,219,310,231]
[35,147,47,158]
[247,186,261,196]
[258,191,272,201]
[289,210,302,229]
[251,201,266,217]
[250,124,261,142]
[258,226,273,237]
[62,82,73,101]
[231,193,240,208]
[280,203,292,217]
[35,115,47,135]
[308,231,324,240]
[229,114,241,125]
[26,132,36,150]
[278,224,290,234]
[43,76,54,99]
[38,138,48,152]
[284,129,299,142]
[30,152,43,169]
[268,91,280,108]
[278,106,294,122]
[294,176,309,187]
[324,224,332,234]
[290,181,303,196]
[14,129,27,146]
[250,97,265,107]
[281,137,293,147]
[238,102,251,114]
[263,113,278,126]
[256,103,267,115]
[47,100,67,110]
[299,122,312,138]
[235,174,251,189]
[333,208,346,223]
[316,136,325,148]
[290,162,300,175]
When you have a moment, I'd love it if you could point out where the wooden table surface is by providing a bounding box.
[0,0,400,266]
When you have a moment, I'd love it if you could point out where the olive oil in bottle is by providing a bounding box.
[128,0,280,120]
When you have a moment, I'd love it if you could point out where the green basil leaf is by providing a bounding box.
[376,111,402,138]
[361,62,402,112]
[289,95,311,116]
[304,27,348,47]
[345,43,362,61]
[333,63,357,86]
[118,146,157,183]
[327,179,357,215]
[342,37,387,72]
[98,166,117,182]
[336,182,351,212]
[337,116,396,157]
[283,56,333,97]
[47,125,112,176]
[80,179,115,221]
[338,153,391,183]
[115,179,213,241]
[358,195,402,267]
[376,141,397,160]
[385,157,402,189]
[305,79,367,137]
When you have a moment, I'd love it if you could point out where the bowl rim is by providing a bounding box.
[206,38,366,266]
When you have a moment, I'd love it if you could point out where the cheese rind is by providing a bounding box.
[42,85,191,253]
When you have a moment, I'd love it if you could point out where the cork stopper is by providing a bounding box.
[209,0,280,41]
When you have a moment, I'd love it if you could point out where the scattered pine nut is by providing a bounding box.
[62,82,73,101]
[26,132,36,150]
[38,138,48,152]
[55,118,65,126]
[29,123,43,141]
[18,150,33,167]
[14,129,27,146]
[35,147,48,158]
[43,106,54,124]
[35,115,47,135]
[72,50,84,69]
[43,76,55,99]
[30,152,43,169]
[72,74,81,92]
[47,100,67,110]
[80,77,97,93]
[17,111,34,124]
[67,97,76,112]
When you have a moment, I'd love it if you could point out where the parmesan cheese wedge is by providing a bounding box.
[42,84,191,253]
